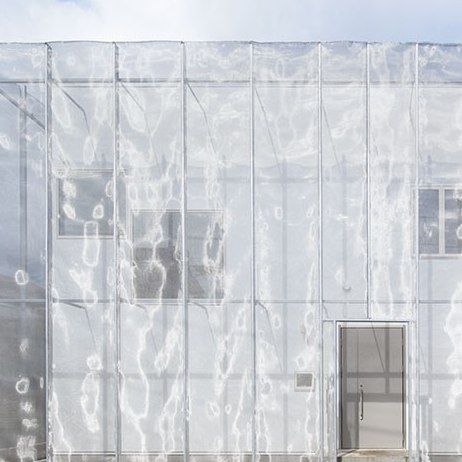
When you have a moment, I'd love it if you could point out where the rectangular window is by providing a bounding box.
[419,187,462,256]
[419,188,439,254]
[132,210,224,300]
[444,190,462,254]
[58,171,113,237]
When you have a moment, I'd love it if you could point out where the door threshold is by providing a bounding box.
[337,449,408,460]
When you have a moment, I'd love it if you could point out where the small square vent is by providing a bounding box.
[294,372,314,391]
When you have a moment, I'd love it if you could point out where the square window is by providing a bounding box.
[294,371,314,391]
[132,210,224,300]
[58,172,114,237]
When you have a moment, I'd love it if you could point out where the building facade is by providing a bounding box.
[1,41,462,461]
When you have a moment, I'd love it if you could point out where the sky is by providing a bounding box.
[0,0,462,43]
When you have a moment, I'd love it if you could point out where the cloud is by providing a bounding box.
[1,0,462,43]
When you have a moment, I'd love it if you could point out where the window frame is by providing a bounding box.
[55,168,114,240]
[419,185,462,259]
[129,208,226,301]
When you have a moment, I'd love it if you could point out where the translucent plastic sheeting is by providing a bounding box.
[1,41,462,462]
[0,44,47,462]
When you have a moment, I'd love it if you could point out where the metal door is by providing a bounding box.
[340,326,405,449]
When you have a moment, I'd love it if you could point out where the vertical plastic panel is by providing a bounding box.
[322,321,336,461]
[50,43,115,311]
[407,321,419,460]
[0,302,46,461]
[419,44,462,458]
[256,302,319,455]
[321,43,367,304]
[186,42,253,458]
[254,43,318,303]
[117,42,184,457]
[50,42,116,460]
[419,304,462,454]
[369,43,416,317]
[52,302,115,455]
[419,44,462,303]
[0,45,47,299]
[120,302,183,454]
[253,43,320,457]
[0,44,46,462]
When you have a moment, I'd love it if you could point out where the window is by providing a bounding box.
[419,189,439,254]
[132,210,224,300]
[58,171,113,237]
[444,190,462,254]
[419,187,462,256]
[294,372,314,392]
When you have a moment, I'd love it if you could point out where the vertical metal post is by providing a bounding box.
[414,42,421,462]
[281,159,288,451]
[366,43,371,320]
[181,41,190,462]
[317,42,325,460]
[19,86,28,293]
[45,42,53,462]
[18,86,28,443]
[250,41,257,462]
[113,42,122,462]
[333,321,339,454]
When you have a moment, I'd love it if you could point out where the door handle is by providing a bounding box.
[359,384,364,421]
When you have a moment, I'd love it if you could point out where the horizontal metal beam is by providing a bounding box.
[8,77,462,87]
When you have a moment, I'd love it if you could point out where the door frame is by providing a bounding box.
[336,321,408,453]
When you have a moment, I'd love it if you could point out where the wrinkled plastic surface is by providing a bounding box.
[0,41,462,461]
